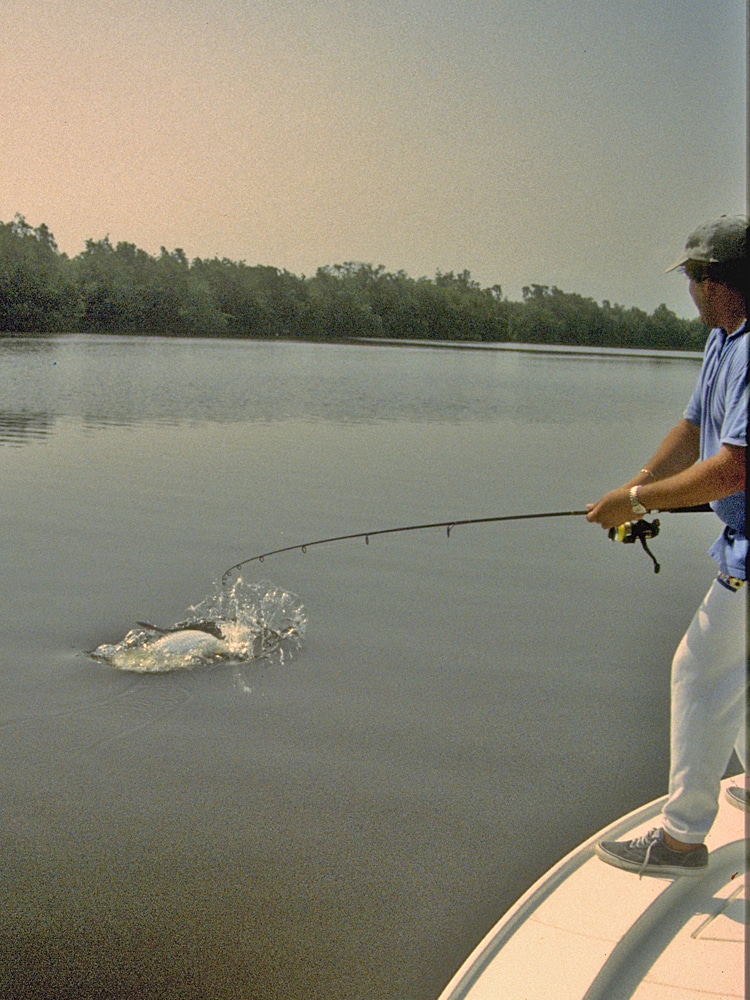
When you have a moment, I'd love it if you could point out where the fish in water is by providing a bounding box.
[90,581,307,673]
[91,617,291,672]
[135,620,235,661]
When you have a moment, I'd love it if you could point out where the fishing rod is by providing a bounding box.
[221,504,711,584]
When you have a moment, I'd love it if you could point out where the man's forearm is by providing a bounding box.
[636,443,745,511]
[587,413,744,530]
[625,418,701,488]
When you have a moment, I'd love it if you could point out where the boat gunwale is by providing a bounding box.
[436,783,744,999]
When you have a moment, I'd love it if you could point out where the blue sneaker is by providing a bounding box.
[595,827,708,878]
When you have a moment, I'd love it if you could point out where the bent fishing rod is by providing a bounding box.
[221,504,711,584]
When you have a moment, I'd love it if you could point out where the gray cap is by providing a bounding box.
[666,214,748,272]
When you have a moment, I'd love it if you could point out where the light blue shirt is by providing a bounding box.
[684,322,748,579]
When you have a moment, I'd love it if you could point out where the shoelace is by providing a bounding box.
[627,828,661,878]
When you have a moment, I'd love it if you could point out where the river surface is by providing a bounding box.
[0,335,720,999]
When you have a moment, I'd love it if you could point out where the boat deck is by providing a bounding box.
[437,777,746,1000]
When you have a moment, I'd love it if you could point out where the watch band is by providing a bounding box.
[629,486,649,516]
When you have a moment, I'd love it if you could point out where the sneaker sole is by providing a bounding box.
[725,787,750,812]
[594,842,708,877]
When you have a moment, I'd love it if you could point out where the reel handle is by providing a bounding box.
[608,518,661,573]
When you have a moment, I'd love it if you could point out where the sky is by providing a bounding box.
[2,0,746,318]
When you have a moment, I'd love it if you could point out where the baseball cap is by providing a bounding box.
[666,214,748,272]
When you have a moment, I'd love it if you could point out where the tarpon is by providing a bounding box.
[91,617,290,672]
[135,620,234,660]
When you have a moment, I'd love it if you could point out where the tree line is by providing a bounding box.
[0,215,705,350]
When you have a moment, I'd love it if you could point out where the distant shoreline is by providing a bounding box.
[1,218,705,351]
[2,329,705,362]
[348,336,704,361]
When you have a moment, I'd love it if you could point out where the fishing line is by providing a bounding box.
[221,504,711,584]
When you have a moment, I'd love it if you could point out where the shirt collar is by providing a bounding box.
[717,319,748,341]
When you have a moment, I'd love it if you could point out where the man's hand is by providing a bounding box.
[586,489,636,530]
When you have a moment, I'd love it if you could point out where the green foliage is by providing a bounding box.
[0,217,705,350]
[0,216,78,331]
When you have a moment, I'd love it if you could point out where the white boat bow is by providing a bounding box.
[437,776,746,1000]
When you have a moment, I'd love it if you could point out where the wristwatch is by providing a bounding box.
[629,486,649,516]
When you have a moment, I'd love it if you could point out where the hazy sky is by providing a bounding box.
[3,0,746,317]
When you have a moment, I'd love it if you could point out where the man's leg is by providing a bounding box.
[596,579,746,876]
[662,579,747,845]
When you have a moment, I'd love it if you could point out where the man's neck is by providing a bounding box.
[721,312,747,336]
[711,287,746,335]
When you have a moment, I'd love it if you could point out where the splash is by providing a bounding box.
[90,580,306,673]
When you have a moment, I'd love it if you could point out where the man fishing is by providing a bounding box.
[586,214,748,877]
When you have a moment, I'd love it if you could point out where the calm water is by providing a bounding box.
[0,335,718,999]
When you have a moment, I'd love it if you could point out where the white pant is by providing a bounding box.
[661,578,748,844]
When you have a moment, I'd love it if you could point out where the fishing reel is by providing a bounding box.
[609,518,661,573]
